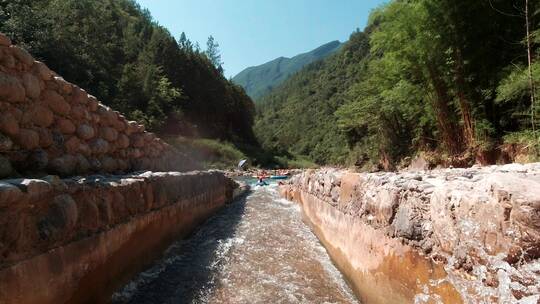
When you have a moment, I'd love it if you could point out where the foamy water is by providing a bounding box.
[112,183,358,304]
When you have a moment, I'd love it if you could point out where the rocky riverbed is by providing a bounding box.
[280,163,540,303]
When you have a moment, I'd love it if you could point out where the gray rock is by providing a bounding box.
[77,124,95,140]
[90,138,109,155]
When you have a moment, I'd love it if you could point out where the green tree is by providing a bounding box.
[205,35,223,73]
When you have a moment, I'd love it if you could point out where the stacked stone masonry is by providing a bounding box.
[281,163,540,303]
[0,33,193,178]
[0,170,238,303]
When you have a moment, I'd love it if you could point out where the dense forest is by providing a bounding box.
[257,0,540,169]
[0,0,256,144]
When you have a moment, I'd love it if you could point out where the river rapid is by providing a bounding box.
[111,182,358,304]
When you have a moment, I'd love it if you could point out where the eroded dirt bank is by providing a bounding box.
[0,171,239,304]
[280,164,540,303]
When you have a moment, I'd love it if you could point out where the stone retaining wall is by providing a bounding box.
[0,170,239,304]
[281,164,540,303]
[0,33,194,178]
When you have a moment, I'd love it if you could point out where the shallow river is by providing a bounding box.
[112,183,358,304]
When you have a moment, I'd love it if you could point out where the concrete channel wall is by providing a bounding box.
[0,171,243,304]
[280,165,540,303]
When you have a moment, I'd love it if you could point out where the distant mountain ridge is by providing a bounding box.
[233,40,342,100]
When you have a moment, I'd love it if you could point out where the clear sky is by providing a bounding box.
[136,0,385,77]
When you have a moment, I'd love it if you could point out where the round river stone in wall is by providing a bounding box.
[43,90,70,115]
[17,128,40,149]
[0,112,20,136]
[11,46,33,66]
[100,127,118,142]
[77,124,95,140]
[27,105,54,128]
[0,72,25,103]
[22,73,41,100]
[34,61,53,81]
[90,138,109,155]
[56,118,76,134]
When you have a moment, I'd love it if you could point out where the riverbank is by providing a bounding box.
[280,164,540,303]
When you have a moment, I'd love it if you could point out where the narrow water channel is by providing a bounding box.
[112,183,358,304]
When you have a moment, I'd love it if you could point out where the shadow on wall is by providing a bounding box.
[111,193,250,304]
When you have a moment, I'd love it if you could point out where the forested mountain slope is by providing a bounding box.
[256,0,540,169]
[233,41,342,100]
[255,32,369,164]
[0,0,256,144]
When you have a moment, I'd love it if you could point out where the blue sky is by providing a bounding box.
[136,0,385,77]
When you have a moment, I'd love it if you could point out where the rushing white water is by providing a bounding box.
[112,183,358,304]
